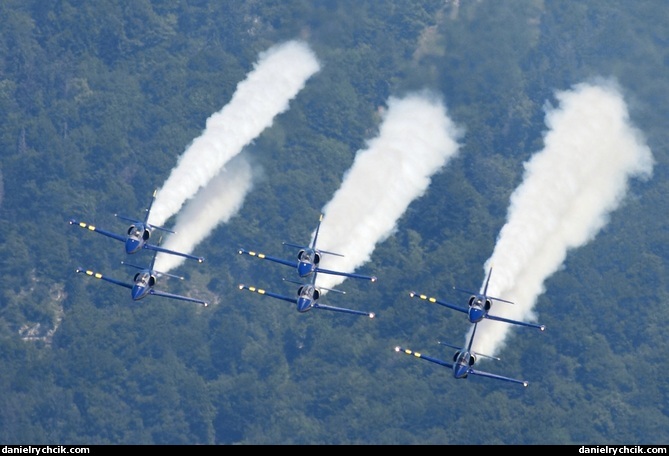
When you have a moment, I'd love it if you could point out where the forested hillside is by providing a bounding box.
[0,0,667,445]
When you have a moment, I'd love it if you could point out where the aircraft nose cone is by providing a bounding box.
[468,307,485,323]
[125,238,142,254]
[453,363,470,379]
[297,297,312,313]
[297,262,312,277]
[131,285,147,301]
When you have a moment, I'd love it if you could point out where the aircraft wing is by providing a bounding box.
[315,267,377,282]
[409,291,467,315]
[144,242,205,263]
[313,303,375,318]
[149,288,208,306]
[238,284,297,305]
[238,248,298,269]
[69,219,126,243]
[469,368,529,387]
[76,268,133,290]
[485,313,546,331]
[394,346,454,369]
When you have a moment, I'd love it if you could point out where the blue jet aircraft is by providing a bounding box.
[409,266,545,331]
[75,249,209,306]
[238,213,376,282]
[395,322,528,387]
[69,189,205,263]
[238,272,375,318]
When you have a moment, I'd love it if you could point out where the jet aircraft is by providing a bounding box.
[75,249,209,306]
[395,322,528,387]
[238,273,375,318]
[69,189,205,263]
[409,267,545,331]
[238,213,377,282]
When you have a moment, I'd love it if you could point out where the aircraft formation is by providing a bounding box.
[66,40,567,390]
[237,212,545,386]
[238,214,376,318]
[53,37,657,410]
[71,189,209,307]
[397,266,546,387]
[71,195,541,387]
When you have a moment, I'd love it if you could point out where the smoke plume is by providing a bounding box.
[315,92,464,290]
[471,79,654,356]
[149,40,321,228]
[148,40,320,272]
[154,154,254,272]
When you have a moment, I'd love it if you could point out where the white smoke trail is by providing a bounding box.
[149,40,321,227]
[314,92,464,290]
[153,154,254,272]
[471,79,654,357]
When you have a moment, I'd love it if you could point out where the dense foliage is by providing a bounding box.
[1,0,667,445]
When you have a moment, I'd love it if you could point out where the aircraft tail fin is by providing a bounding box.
[311,213,324,250]
[137,188,176,234]
[143,189,157,224]
[282,214,345,257]
[148,237,160,270]
[466,323,478,352]
[310,213,345,257]
[455,266,513,304]
[482,266,494,296]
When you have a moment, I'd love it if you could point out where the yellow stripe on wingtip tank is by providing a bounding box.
[95,273,103,279]
[429,297,436,303]
[258,253,265,259]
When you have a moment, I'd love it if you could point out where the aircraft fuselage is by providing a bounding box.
[125,223,151,254]
[296,284,318,312]
[130,271,155,300]
[296,249,319,277]
[467,296,491,323]
[452,350,476,379]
